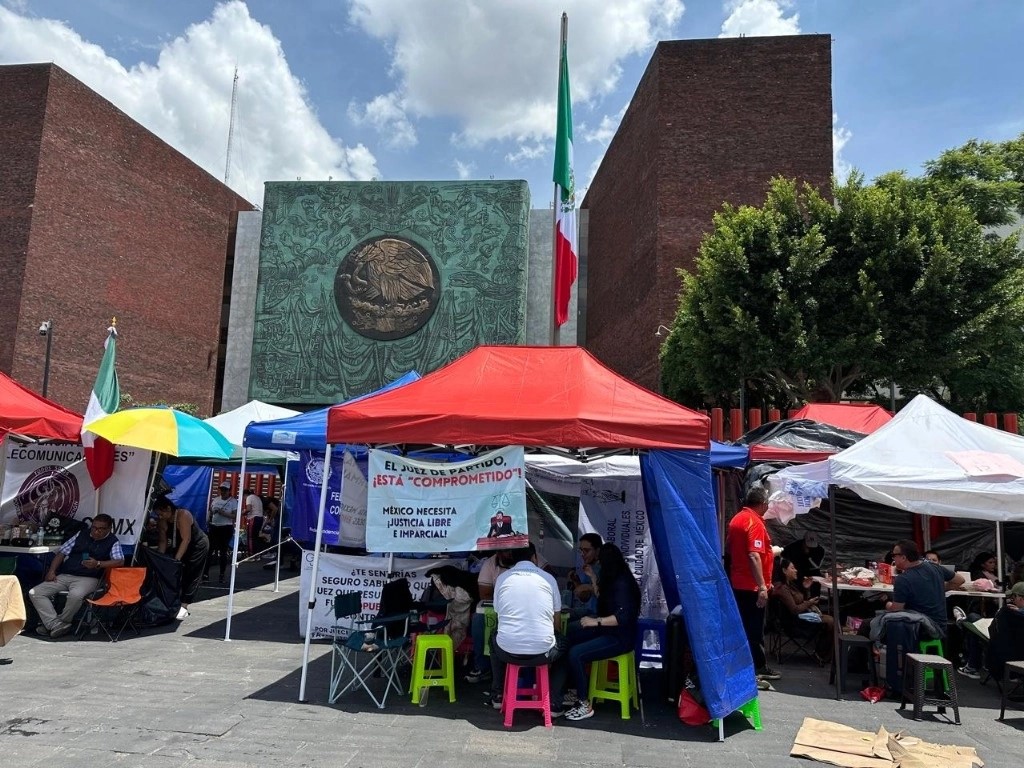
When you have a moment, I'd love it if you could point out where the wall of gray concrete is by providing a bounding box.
[525,208,580,345]
[220,210,262,411]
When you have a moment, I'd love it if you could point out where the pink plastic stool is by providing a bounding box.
[501,663,552,728]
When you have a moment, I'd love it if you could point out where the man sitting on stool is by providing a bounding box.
[489,544,565,715]
[29,514,124,638]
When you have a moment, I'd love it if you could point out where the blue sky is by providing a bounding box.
[2,0,1022,208]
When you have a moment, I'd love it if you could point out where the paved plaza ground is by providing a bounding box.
[1,564,1019,767]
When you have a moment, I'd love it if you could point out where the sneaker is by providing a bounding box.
[756,678,772,691]
[952,606,967,623]
[175,607,190,621]
[489,694,503,710]
[34,624,50,637]
[756,666,781,680]
[562,691,580,707]
[49,623,72,639]
[464,668,491,684]
[565,701,595,721]
[550,705,565,718]
[957,665,980,679]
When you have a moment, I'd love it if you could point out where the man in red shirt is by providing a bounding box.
[726,486,779,680]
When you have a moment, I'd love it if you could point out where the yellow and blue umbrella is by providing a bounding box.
[84,407,233,459]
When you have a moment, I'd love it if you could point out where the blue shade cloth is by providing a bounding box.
[640,449,757,720]
[243,372,421,451]
[162,463,278,530]
[710,440,748,469]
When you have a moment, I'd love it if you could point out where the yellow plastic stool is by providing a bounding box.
[410,634,456,704]
[588,651,639,719]
[917,638,948,690]
[711,697,762,731]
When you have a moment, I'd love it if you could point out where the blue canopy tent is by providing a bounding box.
[220,372,422,640]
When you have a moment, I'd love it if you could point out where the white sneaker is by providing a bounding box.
[175,607,190,621]
[952,606,967,623]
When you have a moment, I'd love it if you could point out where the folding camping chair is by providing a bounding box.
[766,596,819,665]
[328,590,417,708]
[77,567,147,642]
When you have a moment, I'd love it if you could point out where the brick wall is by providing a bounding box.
[0,64,253,415]
[583,35,834,392]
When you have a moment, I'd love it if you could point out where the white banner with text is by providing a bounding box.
[365,446,527,553]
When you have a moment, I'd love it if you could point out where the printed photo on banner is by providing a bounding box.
[298,551,466,639]
[0,440,152,545]
[286,449,368,547]
[579,476,667,618]
[365,446,527,553]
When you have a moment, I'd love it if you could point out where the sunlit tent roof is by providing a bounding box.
[326,346,710,450]
[0,371,83,441]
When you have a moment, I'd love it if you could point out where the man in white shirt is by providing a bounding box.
[489,544,565,714]
[244,491,264,555]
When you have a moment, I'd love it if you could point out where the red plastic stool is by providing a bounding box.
[501,663,553,728]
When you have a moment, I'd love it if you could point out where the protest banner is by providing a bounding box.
[287,449,367,547]
[298,551,465,638]
[579,476,667,618]
[365,446,526,553]
[0,440,152,545]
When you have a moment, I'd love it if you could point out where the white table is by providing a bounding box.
[815,577,1005,601]
[0,545,59,556]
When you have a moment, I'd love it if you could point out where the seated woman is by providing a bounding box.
[774,557,834,664]
[559,543,640,721]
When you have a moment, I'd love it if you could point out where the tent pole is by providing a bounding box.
[134,451,161,566]
[274,458,290,593]
[829,485,840,701]
[996,521,1004,587]
[223,449,248,641]
[922,514,932,552]
[299,443,334,702]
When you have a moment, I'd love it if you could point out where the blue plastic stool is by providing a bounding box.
[635,617,667,666]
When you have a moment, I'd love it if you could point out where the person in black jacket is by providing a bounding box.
[28,514,124,638]
[988,581,1024,682]
[561,543,640,721]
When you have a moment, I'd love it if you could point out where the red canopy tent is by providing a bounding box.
[0,371,82,441]
[789,402,892,435]
[325,345,710,449]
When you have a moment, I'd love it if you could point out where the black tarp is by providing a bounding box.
[736,418,866,454]
[133,546,182,626]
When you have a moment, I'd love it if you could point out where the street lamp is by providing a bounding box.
[39,320,53,397]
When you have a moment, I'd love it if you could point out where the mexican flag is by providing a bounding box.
[83,325,120,488]
[552,26,577,328]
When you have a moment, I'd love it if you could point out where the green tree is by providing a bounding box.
[920,134,1024,226]
[661,174,1024,411]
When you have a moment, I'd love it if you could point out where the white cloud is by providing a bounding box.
[348,92,417,149]
[719,0,800,38]
[348,0,685,147]
[833,112,853,182]
[453,158,474,180]
[504,143,547,166]
[0,1,378,204]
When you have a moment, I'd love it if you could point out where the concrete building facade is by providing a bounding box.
[582,35,834,391]
[0,63,253,415]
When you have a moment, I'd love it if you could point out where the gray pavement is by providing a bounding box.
[1,564,1019,767]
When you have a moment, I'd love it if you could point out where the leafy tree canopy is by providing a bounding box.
[662,156,1024,412]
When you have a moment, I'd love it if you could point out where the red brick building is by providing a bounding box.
[582,35,834,391]
[0,63,253,415]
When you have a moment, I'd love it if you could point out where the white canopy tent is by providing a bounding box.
[774,394,1024,524]
[204,401,300,464]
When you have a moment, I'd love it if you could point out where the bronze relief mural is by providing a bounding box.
[249,180,530,404]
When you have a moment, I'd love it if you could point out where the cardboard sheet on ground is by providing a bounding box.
[790,718,982,768]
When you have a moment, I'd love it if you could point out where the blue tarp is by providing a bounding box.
[710,440,748,469]
[243,372,421,451]
[640,449,757,720]
[162,463,278,529]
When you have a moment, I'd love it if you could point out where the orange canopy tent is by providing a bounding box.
[0,371,82,441]
[325,345,710,450]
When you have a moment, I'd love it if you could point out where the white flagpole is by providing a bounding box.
[274,459,290,593]
[223,450,248,641]
[549,12,568,347]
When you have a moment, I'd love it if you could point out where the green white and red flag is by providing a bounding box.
[83,323,120,488]
[552,25,577,328]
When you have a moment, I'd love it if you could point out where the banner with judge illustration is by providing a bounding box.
[366,446,527,553]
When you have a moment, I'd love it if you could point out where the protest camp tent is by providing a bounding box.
[739,402,893,464]
[789,402,892,435]
[773,394,1024,697]
[203,400,300,463]
[305,345,756,721]
[0,371,82,441]
[219,372,422,639]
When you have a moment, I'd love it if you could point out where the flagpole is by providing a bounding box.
[549,12,568,347]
